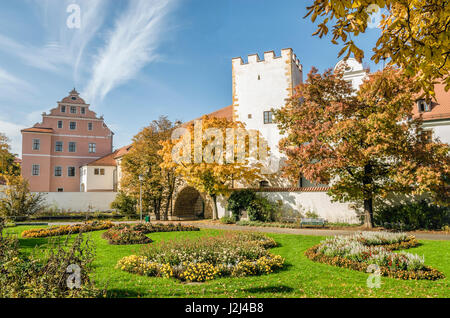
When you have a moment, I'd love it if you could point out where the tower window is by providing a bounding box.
[263,111,274,124]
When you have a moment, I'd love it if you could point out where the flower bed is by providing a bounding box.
[102,227,152,245]
[305,232,444,280]
[112,222,200,234]
[116,232,283,282]
[21,221,114,238]
[101,222,200,245]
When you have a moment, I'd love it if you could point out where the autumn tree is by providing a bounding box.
[160,116,263,220]
[305,0,450,95]
[120,116,180,220]
[275,67,449,228]
[0,133,20,177]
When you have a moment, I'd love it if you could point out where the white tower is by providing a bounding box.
[232,49,303,162]
[334,57,368,91]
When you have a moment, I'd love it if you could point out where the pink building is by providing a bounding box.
[21,89,114,192]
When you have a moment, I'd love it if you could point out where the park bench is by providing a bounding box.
[300,218,326,228]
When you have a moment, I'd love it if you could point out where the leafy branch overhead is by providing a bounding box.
[305,0,450,95]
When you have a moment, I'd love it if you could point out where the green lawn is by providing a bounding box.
[3,225,450,298]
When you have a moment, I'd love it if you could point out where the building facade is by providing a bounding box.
[21,89,114,192]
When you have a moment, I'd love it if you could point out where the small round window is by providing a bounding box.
[71,97,77,100]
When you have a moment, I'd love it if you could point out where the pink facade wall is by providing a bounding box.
[21,90,114,192]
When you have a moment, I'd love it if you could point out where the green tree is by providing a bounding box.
[120,116,180,220]
[0,133,20,177]
[110,191,137,217]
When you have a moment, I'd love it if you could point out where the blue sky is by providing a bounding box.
[0,0,382,156]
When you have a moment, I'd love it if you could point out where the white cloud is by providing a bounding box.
[0,67,35,100]
[0,0,107,78]
[83,0,176,105]
[0,118,25,156]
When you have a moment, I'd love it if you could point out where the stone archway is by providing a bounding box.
[171,186,213,220]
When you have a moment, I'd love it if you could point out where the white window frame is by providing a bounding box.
[54,166,63,177]
[68,142,77,153]
[67,166,76,177]
[32,139,40,151]
[32,164,40,176]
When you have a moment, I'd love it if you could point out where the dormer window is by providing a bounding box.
[417,99,430,112]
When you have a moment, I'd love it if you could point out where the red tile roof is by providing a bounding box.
[114,145,133,159]
[413,82,450,121]
[183,105,233,127]
[21,127,53,133]
[87,151,119,167]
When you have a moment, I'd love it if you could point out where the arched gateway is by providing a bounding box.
[171,186,213,220]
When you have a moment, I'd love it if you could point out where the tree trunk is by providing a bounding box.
[364,198,374,229]
[363,163,374,229]
[211,194,219,220]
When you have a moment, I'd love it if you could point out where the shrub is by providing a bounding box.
[0,174,46,221]
[227,190,256,221]
[220,216,236,224]
[0,229,103,298]
[21,221,113,238]
[247,195,278,222]
[374,200,450,230]
[227,190,279,222]
[110,192,137,217]
[117,232,283,282]
[305,231,444,280]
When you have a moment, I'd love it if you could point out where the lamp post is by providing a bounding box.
[139,174,143,222]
